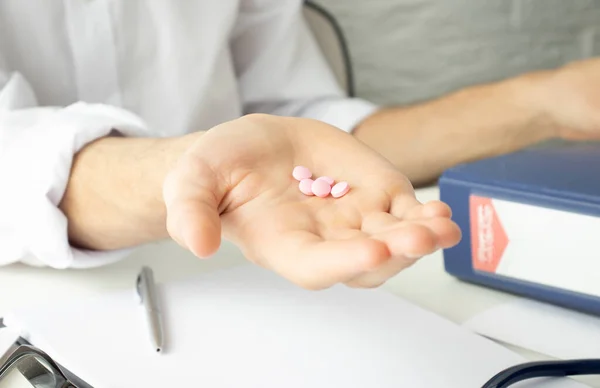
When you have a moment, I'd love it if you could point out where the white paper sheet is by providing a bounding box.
[4,266,589,388]
[464,298,600,360]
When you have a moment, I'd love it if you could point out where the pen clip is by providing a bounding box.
[135,268,146,304]
[136,266,156,305]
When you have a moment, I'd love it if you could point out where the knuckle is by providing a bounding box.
[291,276,331,291]
[165,217,180,241]
[239,113,274,125]
[346,279,386,289]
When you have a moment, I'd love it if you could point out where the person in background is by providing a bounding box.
[0,1,597,289]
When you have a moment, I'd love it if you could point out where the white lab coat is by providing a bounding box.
[0,0,378,269]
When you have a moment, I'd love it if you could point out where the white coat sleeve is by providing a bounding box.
[0,70,150,269]
[231,0,380,133]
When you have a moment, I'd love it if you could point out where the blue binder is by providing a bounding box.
[439,143,600,316]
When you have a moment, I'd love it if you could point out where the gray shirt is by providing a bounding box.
[315,0,600,105]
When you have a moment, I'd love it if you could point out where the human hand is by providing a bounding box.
[163,114,461,289]
[537,57,600,140]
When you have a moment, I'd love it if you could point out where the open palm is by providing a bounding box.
[163,114,461,289]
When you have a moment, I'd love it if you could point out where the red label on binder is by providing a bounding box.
[469,195,509,273]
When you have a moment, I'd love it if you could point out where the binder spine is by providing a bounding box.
[439,176,600,317]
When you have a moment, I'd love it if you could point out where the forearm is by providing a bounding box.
[353,71,558,186]
[59,131,201,251]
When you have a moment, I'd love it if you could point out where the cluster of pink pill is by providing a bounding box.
[292,166,350,198]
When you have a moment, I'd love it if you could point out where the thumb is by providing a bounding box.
[162,155,222,258]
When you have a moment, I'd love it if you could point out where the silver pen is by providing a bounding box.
[136,266,164,353]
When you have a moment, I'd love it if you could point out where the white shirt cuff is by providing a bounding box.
[0,102,150,269]
[300,97,380,133]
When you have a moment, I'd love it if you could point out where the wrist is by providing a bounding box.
[60,131,202,250]
[149,132,204,234]
[504,70,561,140]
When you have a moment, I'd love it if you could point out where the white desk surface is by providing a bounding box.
[1,186,591,383]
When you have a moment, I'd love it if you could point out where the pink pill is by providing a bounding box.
[299,179,314,196]
[292,166,312,181]
[331,182,350,198]
[316,176,335,186]
[311,179,331,198]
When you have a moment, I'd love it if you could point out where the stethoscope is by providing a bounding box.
[482,358,600,387]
